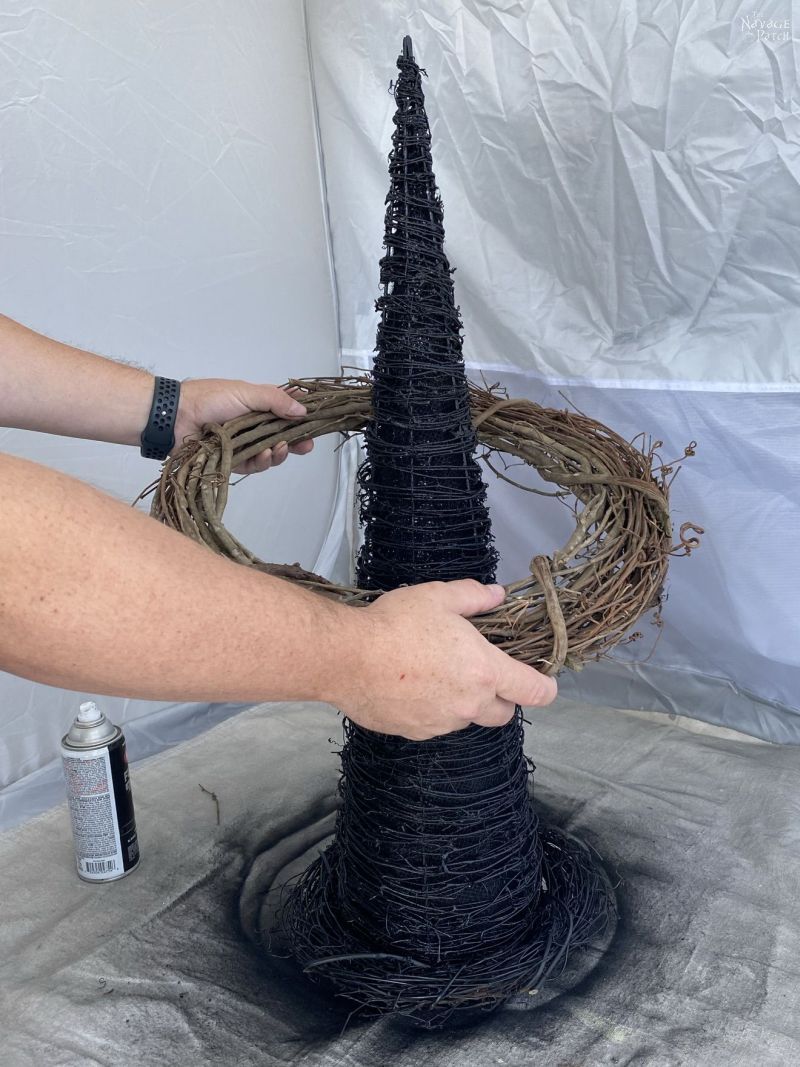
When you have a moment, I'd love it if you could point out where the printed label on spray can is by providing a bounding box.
[62,733,139,881]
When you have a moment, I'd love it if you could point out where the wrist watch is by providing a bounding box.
[140,376,181,460]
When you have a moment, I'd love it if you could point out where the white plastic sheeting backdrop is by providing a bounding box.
[0,1,342,827]
[304,0,800,742]
[1,1,799,832]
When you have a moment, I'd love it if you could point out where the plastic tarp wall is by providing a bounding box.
[305,0,800,742]
[0,1,341,828]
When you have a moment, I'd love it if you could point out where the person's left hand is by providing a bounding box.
[174,378,314,475]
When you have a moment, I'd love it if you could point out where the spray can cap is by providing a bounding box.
[78,701,102,723]
[62,701,116,748]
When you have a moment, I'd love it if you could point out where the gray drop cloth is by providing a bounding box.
[1,699,798,1067]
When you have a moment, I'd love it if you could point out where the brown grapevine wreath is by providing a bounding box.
[142,375,701,676]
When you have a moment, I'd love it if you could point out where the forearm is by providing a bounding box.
[0,452,360,706]
[0,315,154,445]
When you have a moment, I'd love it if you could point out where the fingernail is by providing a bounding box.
[288,400,306,415]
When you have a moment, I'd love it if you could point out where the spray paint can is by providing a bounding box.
[61,701,140,882]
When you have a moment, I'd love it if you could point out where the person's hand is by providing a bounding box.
[338,579,557,740]
[174,378,314,474]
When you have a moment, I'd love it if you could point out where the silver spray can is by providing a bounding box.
[61,701,140,882]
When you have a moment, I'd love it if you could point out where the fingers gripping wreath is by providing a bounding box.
[143,377,700,676]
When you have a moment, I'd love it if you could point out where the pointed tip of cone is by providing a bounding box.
[402,35,414,61]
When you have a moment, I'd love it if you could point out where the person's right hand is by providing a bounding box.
[337,579,557,740]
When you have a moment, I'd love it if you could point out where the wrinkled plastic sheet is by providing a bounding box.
[305,0,800,743]
[1,699,798,1066]
[308,0,800,386]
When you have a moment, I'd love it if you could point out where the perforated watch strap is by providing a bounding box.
[140,376,181,460]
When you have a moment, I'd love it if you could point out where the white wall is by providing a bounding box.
[0,0,341,821]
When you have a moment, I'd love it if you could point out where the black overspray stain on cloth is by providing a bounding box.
[9,704,799,1066]
[71,782,761,1065]
[234,791,617,1041]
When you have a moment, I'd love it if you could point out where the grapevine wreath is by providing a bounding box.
[143,374,701,676]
